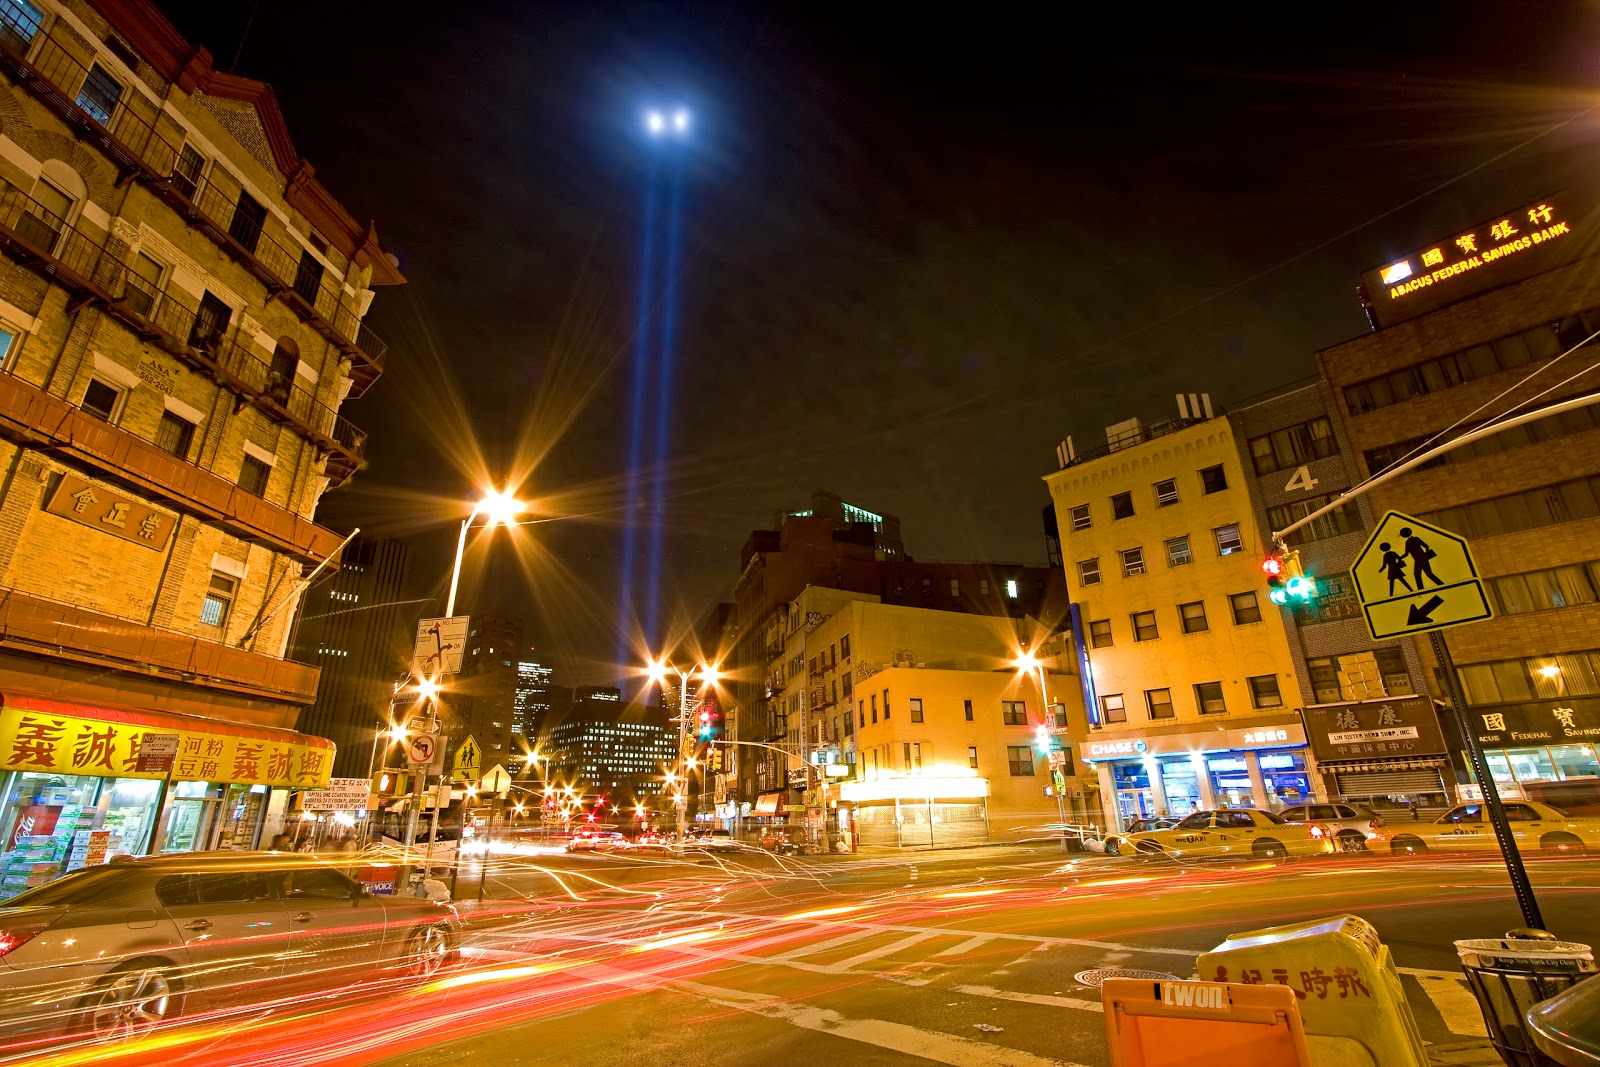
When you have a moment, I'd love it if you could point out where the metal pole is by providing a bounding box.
[445,513,478,618]
[676,675,690,839]
[1432,630,1544,929]
[1039,667,1068,852]
[477,796,496,902]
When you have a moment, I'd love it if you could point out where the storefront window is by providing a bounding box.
[1161,759,1203,815]
[1113,762,1153,823]
[161,781,225,852]
[103,778,161,856]
[1482,751,1518,792]
[0,772,164,900]
[1259,749,1310,808]
[1207,756,1254,808]
[1505,747,1558,783]
[1551,744,1600,780]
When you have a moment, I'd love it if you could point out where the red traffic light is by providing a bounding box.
[1261,556,1283,577]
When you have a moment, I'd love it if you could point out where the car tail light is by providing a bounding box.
[1308,823,1327,839]
[1369,818,1384,829]
[0,919,54,958]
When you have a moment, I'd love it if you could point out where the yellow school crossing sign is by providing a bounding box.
[452,734,481,783]
[1350,510,1492,641]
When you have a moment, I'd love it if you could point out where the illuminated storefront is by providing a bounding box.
[0,696,335,898]
[840,774,990,849]
[1469,701,1600,814]
[1300,696,1452,817]
[1083,716,1310,831]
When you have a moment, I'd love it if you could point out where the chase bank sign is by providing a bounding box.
[1085,739,1148,759]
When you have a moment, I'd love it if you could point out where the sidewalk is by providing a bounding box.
[1427,1039,1502,1066]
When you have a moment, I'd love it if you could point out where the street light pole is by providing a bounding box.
[1016,650,1069,851]
[445,489,526,617]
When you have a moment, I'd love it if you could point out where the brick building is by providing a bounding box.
[1317,193,1600,805]
[0,0,401,895]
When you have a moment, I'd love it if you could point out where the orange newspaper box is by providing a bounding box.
[1101,977,1313,1066]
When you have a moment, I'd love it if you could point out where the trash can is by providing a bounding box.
[1455,932,1596,1067]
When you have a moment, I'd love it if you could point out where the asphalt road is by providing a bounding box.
[31,845,1600,1067]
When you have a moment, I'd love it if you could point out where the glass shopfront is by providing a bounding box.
[1206,756,1254,808]
[0,772,164,898]
[1481,741,1600,814]
[1113,762,1154,821]
[1259,749,1311,807]
[1160,759,1203,815]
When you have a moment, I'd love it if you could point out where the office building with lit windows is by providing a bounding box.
[513,659,552,744]
[1044,397,1313,832]
[541,690,675,805]
[0,0,403,890]
[1317,194,1600,808]
[452,616,522,771]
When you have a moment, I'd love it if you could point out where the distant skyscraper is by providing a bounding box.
[542,690,675,804]
[292,537,411,777]
[514,659,553,741]
[450,615,523,771]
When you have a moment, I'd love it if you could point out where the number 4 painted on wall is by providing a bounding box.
[1284,465,1319,493]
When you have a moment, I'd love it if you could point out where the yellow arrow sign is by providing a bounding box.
[1349,510,1493,641]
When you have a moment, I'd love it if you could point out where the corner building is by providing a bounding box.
[1044,398,1313,831]
[0,0,401,895]
[1318,194,1600,808]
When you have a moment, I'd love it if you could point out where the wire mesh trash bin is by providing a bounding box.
[1455,934,1596,1067]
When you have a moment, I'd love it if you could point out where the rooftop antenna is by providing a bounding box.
[229,0,263,74]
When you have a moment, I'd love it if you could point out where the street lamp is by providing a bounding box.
[1013,647,1069,851]
[645,658,721,838]
[445,487,527,617]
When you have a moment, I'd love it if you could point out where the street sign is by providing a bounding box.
[435,780,454,809]
[135,733,179,774]
[412,616,469,676]
[1349,510,1493,641]
[480,763,511,797]
[1047,750,1067,769]
[301,777,371,811]
[452,734,481,782]
[407,733,439,768]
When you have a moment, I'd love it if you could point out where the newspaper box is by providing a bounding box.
[1197,914,1426,1067]
[1101,978,1312,1066]
[354,862,397,896]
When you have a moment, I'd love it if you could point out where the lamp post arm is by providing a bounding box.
[445,513,479,617]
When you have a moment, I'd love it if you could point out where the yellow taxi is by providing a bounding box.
[1121,808,1335,860]
[1381,800,1600,855]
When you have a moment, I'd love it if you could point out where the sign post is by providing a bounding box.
[1350,511,1541,929]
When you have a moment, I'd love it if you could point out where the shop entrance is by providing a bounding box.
[160,781,226,852]
[1112,762,1155,822]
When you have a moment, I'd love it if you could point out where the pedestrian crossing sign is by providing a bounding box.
[1349,510,1492,641]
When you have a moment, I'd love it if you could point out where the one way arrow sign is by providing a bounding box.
[1350,511,1493,641]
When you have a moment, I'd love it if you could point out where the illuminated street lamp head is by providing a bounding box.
[1539,664,1563,679]
[645,659,670,686]
[416,677,441,701]
[699,663,721,684]
[644,106,691,138]
[477,487,526,528]
[1012,650,1041,672]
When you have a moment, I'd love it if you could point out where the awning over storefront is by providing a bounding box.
[753,791,787,816]
[1321,758,1446,773]
[0,694,335,788]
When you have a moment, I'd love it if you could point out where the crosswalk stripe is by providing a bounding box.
[769,929,872,961]
[931,935,995,958]
[832,931,941,970]
[954,984,1103,1013]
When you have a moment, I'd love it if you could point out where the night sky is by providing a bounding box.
[161,1,1600,684]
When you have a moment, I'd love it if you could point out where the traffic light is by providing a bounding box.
[1034,724,1052,756]
[371,770,409,796]
[1265,549,1318,605]
[698,707,713,739]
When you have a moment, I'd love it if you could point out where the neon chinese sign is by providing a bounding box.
[1361,195,1582,328]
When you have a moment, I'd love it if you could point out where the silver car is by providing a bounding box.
[1278,802,1385,852]
[0,851,459,1041]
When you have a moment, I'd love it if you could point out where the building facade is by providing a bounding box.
[513,658,551,744]
[452,615,522,772]
[1044,399,1314,831]
[1318,195,1600,809]
[290,535,410,778]
[0,0,401,895]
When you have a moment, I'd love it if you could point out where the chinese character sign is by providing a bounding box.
[0,706,333,787]
[45,474,176,552]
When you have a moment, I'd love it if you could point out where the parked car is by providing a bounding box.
[565,830,627,852]
[0,852,460,1041]
[1103,817,1179,856]
[1278,803,1384,852]
[1122,808,1334,860]
[757,828,804,854]
[686,828,742,853]
[1379,801,1600,855]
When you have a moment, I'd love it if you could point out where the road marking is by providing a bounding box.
[770,929,873,961]
[932,935,995,958]
[1397,968,1488,1037]
[833,931,942,970]
[955,984,1103,1013]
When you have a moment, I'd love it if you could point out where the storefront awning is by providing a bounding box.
[1320,758,1445,773]
[0,694,335,788]
[753,791,787,816]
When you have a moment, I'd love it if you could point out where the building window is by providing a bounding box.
[1001,700,1027,726]
[1374,648,1414,695]
[1229,591,1262,625]
[963,699,974,721]
[171,144,204,201]
[1005,578,1019,598]
[840,634,851,659]
[882,690,890,719]
[1131,610,1158,641]
[1099,693,1126,724]
[80,378,124,423]
[200,572,237,633]
[950,578,960,597]
[968,746,979,770]
[1179,600,1208,633]
[0,1,43,51]
[909,698,924,723]
[1342,322,1562,417]
[1120,547,1145,577]
[238,454,271,497]
[1007,746,1035,776]
[294,250,325,305]
[1165,535,1191,567]
[1249,417,1337,475]
[76,64,123,126]
[229,191,267,254]
[1069,503,1091,530]
[189,291,232,354]
[1134,690,1170,722]
[870,694,878,723]
[1154,478,1178,507]
[21,180,71,252]
[1088,619,1113,648]
[1491,563,1600,616]
[980,579,989,596]
[122,252,164,317]
[1111,492,1135,520]
[1078,557,1101,586]
[1200,464,1228,494]
[1267,496,1362,546]
[154,410,196,460]
[1195,681,1226,715]
[1213,523,1244,556]
[1248,675,1283,709]
[0,324,17,370]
